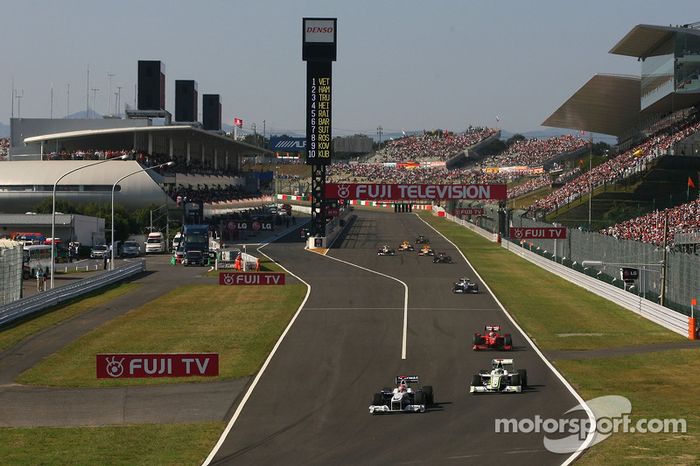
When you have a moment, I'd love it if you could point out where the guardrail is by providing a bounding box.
[440,212,687,337]
[502,241,687,336]
[0,260,146,327]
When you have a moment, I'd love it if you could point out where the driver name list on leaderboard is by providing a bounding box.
[310,77,331,160]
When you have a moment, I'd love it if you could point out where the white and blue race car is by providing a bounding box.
[369,375,434,414]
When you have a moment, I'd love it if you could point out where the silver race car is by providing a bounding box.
[469,359,527,393]
[377,245,397,256]
[369,375,434,414]
[453,277,479,293]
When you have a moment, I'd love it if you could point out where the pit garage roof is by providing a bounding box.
[542,74,641,137]
[23,125,271,155]
[610,24,700,58]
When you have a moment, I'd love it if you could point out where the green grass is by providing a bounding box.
[556,349,700,466]
[18,283,307,387]
[420,212,681,351]
[0,422,224,466]
[0,283,140,352]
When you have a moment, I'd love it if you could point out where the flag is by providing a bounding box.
[234,117,243,128]
[633,148,644,157]
[496,115,500,123]
[688,176,696,201]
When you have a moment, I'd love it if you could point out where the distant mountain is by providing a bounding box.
[65,109,101,119]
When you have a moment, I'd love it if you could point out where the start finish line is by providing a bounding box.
[324,183,507,201]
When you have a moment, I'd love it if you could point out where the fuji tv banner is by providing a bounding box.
[96,353,219,378]
[325,183,507,201]
[509,227,567,239]
[270,136,306,153]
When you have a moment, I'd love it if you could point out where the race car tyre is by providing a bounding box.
[423,385,434,405]
[510,374,521,387]
[373,392,383,405]
[414,391,425,405]
[517,369,528,388]
[504,334,513,347]
[496,337,504,347]
[471,375,482,387]
[472,334,483,346]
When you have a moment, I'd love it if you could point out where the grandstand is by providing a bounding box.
[530,22,700,235]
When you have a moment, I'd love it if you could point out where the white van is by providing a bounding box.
[145,232,165,254]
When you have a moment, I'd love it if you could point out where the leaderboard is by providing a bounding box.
[306,61,332,165]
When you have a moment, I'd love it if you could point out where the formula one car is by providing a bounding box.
[377,245,396,256]
[432,252,453,263]
[469,359,527,393]
[453,277,479,294]
[417,244,434,256]
[415,235,430,244]
[369,375,434,414]
[398,240,415,252]
[473,325,512,351]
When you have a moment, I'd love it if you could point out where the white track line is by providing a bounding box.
[202,241,311,466]
[418,214,595,465]
[320,253,410,360]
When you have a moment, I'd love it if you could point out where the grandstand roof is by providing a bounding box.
[610,24,700,57]
[23,125,271,155]
[542,74,640,137]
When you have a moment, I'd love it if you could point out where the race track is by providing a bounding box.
[208,210,587,465]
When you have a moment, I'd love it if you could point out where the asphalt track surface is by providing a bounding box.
[209,210,588,465]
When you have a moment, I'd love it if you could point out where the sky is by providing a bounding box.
[1,0,697,136]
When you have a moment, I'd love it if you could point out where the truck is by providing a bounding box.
[181,224,209,266]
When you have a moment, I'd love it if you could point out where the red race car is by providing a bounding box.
[473,325,513,351]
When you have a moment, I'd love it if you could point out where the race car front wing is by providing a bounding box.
[369,403,426,414]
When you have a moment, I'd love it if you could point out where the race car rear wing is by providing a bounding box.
[492,358,514,366]
[485,325,501,332]
[396,375,420,384]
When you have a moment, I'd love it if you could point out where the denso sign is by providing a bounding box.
[96,353,219,378]
[325,183,507,201]
[509,227,567,239]
[304,19,335,43]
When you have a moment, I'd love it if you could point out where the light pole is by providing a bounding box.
[111,162,175,269]
[51,155,129,288]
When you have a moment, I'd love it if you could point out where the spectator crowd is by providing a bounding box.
[528,119,700,215]
[600,198,700,246]
[481,135,587,168]
[373,127,497,162]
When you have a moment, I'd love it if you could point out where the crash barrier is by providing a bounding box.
[323,206,353,248]
[0,241,23,305]
[215,250,239,270]
[438,212,688,337]
[0,260,146,328]
[239,252,260,271]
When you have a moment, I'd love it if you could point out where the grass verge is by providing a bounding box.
[420,212,697,465]
[556,350,699,465]
[18,283,307,387]
[0,422,223,466]
[0,283,140,352]
[419,212,681,351]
